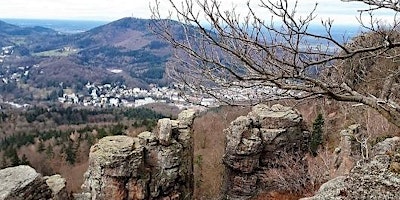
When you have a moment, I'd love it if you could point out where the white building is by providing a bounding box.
[109,98,120,107]
[134,97,155,107]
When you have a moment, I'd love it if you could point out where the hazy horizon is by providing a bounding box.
[0,18,110,33]
[0,0,395,25]
[0,17,362,39]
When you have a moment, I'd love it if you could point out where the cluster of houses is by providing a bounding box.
[0,46,14,63]
[0,44,220,109]
[1,65,32,84]
[0,45,32,85]
[58,82,219,108]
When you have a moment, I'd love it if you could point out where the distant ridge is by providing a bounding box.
[0,19,57,35]
[0,17,184,96]
[0,18,108,34]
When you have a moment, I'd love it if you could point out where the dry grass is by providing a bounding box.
[305,148,338,193]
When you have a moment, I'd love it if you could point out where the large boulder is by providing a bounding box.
[223,104,310,199]
[80,135,145,200]
[156,118,173,146]
[0,165,70,200]
[372,136,400,156]
[45,174,70,200]
[300,176,347,200]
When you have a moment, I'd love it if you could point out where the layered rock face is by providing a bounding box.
[0,165,69,200]
[222,104,310,199]
[79,109,196,200]
[332,124,362,176]
[302,137,400,200]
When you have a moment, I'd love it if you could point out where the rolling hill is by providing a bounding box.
[0,17,182,102]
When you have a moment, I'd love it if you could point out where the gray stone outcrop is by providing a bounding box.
[44,174,70,200]
[222,104,310,199]
[332,124,362,176]
[79,109,196,200]
[372,136,400,156]
[0,165,70,200]
[302,136,400,200]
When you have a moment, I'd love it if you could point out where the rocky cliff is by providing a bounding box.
[4,105,400,200]
[0,165,70,200]
[222,104,310,199]
[302,137,400,200]
[77,109,196,200]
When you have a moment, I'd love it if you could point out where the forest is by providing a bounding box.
[0,105,166,170]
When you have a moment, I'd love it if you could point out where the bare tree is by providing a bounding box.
[151,0,400,127]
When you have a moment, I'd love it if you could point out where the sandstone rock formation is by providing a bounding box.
[302,136,400,200]
[44,174,70,200]
[0,165,69,200]
[222,104,310,199]
[79,109,196,200]
[332,124,362,176]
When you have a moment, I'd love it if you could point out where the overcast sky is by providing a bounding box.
[0,0,393,25]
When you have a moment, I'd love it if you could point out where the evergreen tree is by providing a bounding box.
[65,141,76,165]
[310,114,324,156]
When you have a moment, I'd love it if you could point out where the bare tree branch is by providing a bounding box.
[151,0,400,127]
[342,0,400,12]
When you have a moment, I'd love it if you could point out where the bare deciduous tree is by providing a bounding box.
[151,0,400,127]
